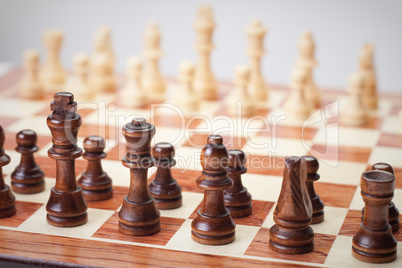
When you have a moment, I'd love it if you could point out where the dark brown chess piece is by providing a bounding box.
[269,156,314,254]
[78,135,113,201]
[352,170,397,263]
[370,162,399,232]
[224,149,252,218]
[0,125,16,218]
[304,155,324,224]
[191,135,236,245]
[11,129,45,194]
[46,92,88,227]
[118,118,160,236]
[148,142,182,209]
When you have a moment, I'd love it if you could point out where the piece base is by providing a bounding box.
[352,247,397,263]
[82,187,113,202]
[269,239,314,254]
[390,220,400,233]
[191,230,235,245]
[118,221,160,236]
[154,196,182,210]
[226,204,252,218]
[11,181,45,194]
[46,212,88,227]
[311,211,325,224]
[0,204,16,219]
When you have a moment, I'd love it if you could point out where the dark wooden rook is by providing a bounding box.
[11,129,45,194]
[118,118,160,236]
[191,135,236,245]
[304,155,324,224]
[352,169,397,263]
[224,149,252,218]
[269,156,314,254]
[78,135,113,201]
[148,142,182,209]
[46,92,88,227]
[0,125,16,218]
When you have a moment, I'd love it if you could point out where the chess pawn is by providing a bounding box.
[97,26,115,67]
[18,49,44,98]
[118,118,160,236]
[46,92,88,227]
[359,44,377,110]
[246,20,269,102]
[11,130,45,194]
[78,136,113,201]
[41,29,66,91]
[352,170,397,263]
[176,61,199,112]
[341,72,369,125]
[228,65,255,117]
[284,68,312,121]
[194,5,217,100]
[269,156,314,254]
[148,142,182,209]
[224,149,252,218]
[304,155,324,224]
[142,22,166,101]
[68,53,94,101]
[295,31,320,107]
[120,57,148,107]
[191,135,236,245]
[0,125,16,219]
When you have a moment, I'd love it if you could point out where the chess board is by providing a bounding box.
[0,68,401,267]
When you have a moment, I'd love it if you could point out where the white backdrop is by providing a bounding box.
[0,0,401,92]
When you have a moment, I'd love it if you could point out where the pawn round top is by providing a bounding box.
[361,170,395,197]
[179,61,194,77]
[83,135,105,153]
[24,49,39,63]
[16,129,37,147]
[228,149,246,169]
[152,142,175,160]
[201,135,229,171]
[304,155,319,174]
[73,53,89,67]
[127,56,142,71]
[235,65,250,82]
[371,162,394,174]
[349,72,365,88]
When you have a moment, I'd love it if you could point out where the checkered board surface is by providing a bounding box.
[0,68,401,267]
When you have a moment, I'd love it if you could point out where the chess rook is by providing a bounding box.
[118,118,160,236]
[352,170,397,263]
[191,135,236,245]
[0,125,16,219]
[46,92,88,227]
[11,130,45,194]
[304,155,324,224]
[269,156,314,254]
[78,136,113,201]
[148,142,182,209]
[224,149,252,218]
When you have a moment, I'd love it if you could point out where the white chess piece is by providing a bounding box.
[284,68,312,121]
[68,53,94,101]
[176,61,199,112]
[19,49,44,98]
[228,65,255,117]
[341,72,369,125]
[120,57,148,107]
[359,44,377,110]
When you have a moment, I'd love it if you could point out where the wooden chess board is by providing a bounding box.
[0,68,401,267]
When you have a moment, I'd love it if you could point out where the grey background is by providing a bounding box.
[0,0,401,92]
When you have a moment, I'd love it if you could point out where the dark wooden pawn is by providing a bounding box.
[46,92,88,227]
[352,170,397,263]
[78,136,113,201]
[0,125,16,218]
[304,155,324,224]
[224,149,252,218]
[269,156,314,254]
[11,130,45,194]
[370,163,399,232]
[118,118,160,236]
[191,135,236,245]
[148,142,182,209]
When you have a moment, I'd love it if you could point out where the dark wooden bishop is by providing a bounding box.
[118,118,160,236]
[304,155,324,224]
[11,129,45,194]
[191,135,236,245]
[269,156,314,254]
[352,169,397,263]
[224,149,252,218]
[78,135,113,201]
[148,142,182,209]
[46,92,88,227]
[0,125,16,218]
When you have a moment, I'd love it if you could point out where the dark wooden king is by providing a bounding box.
[0,125,16,218]
[118,118,160,236]
[46,92,88,227]
[269,156,314,254]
